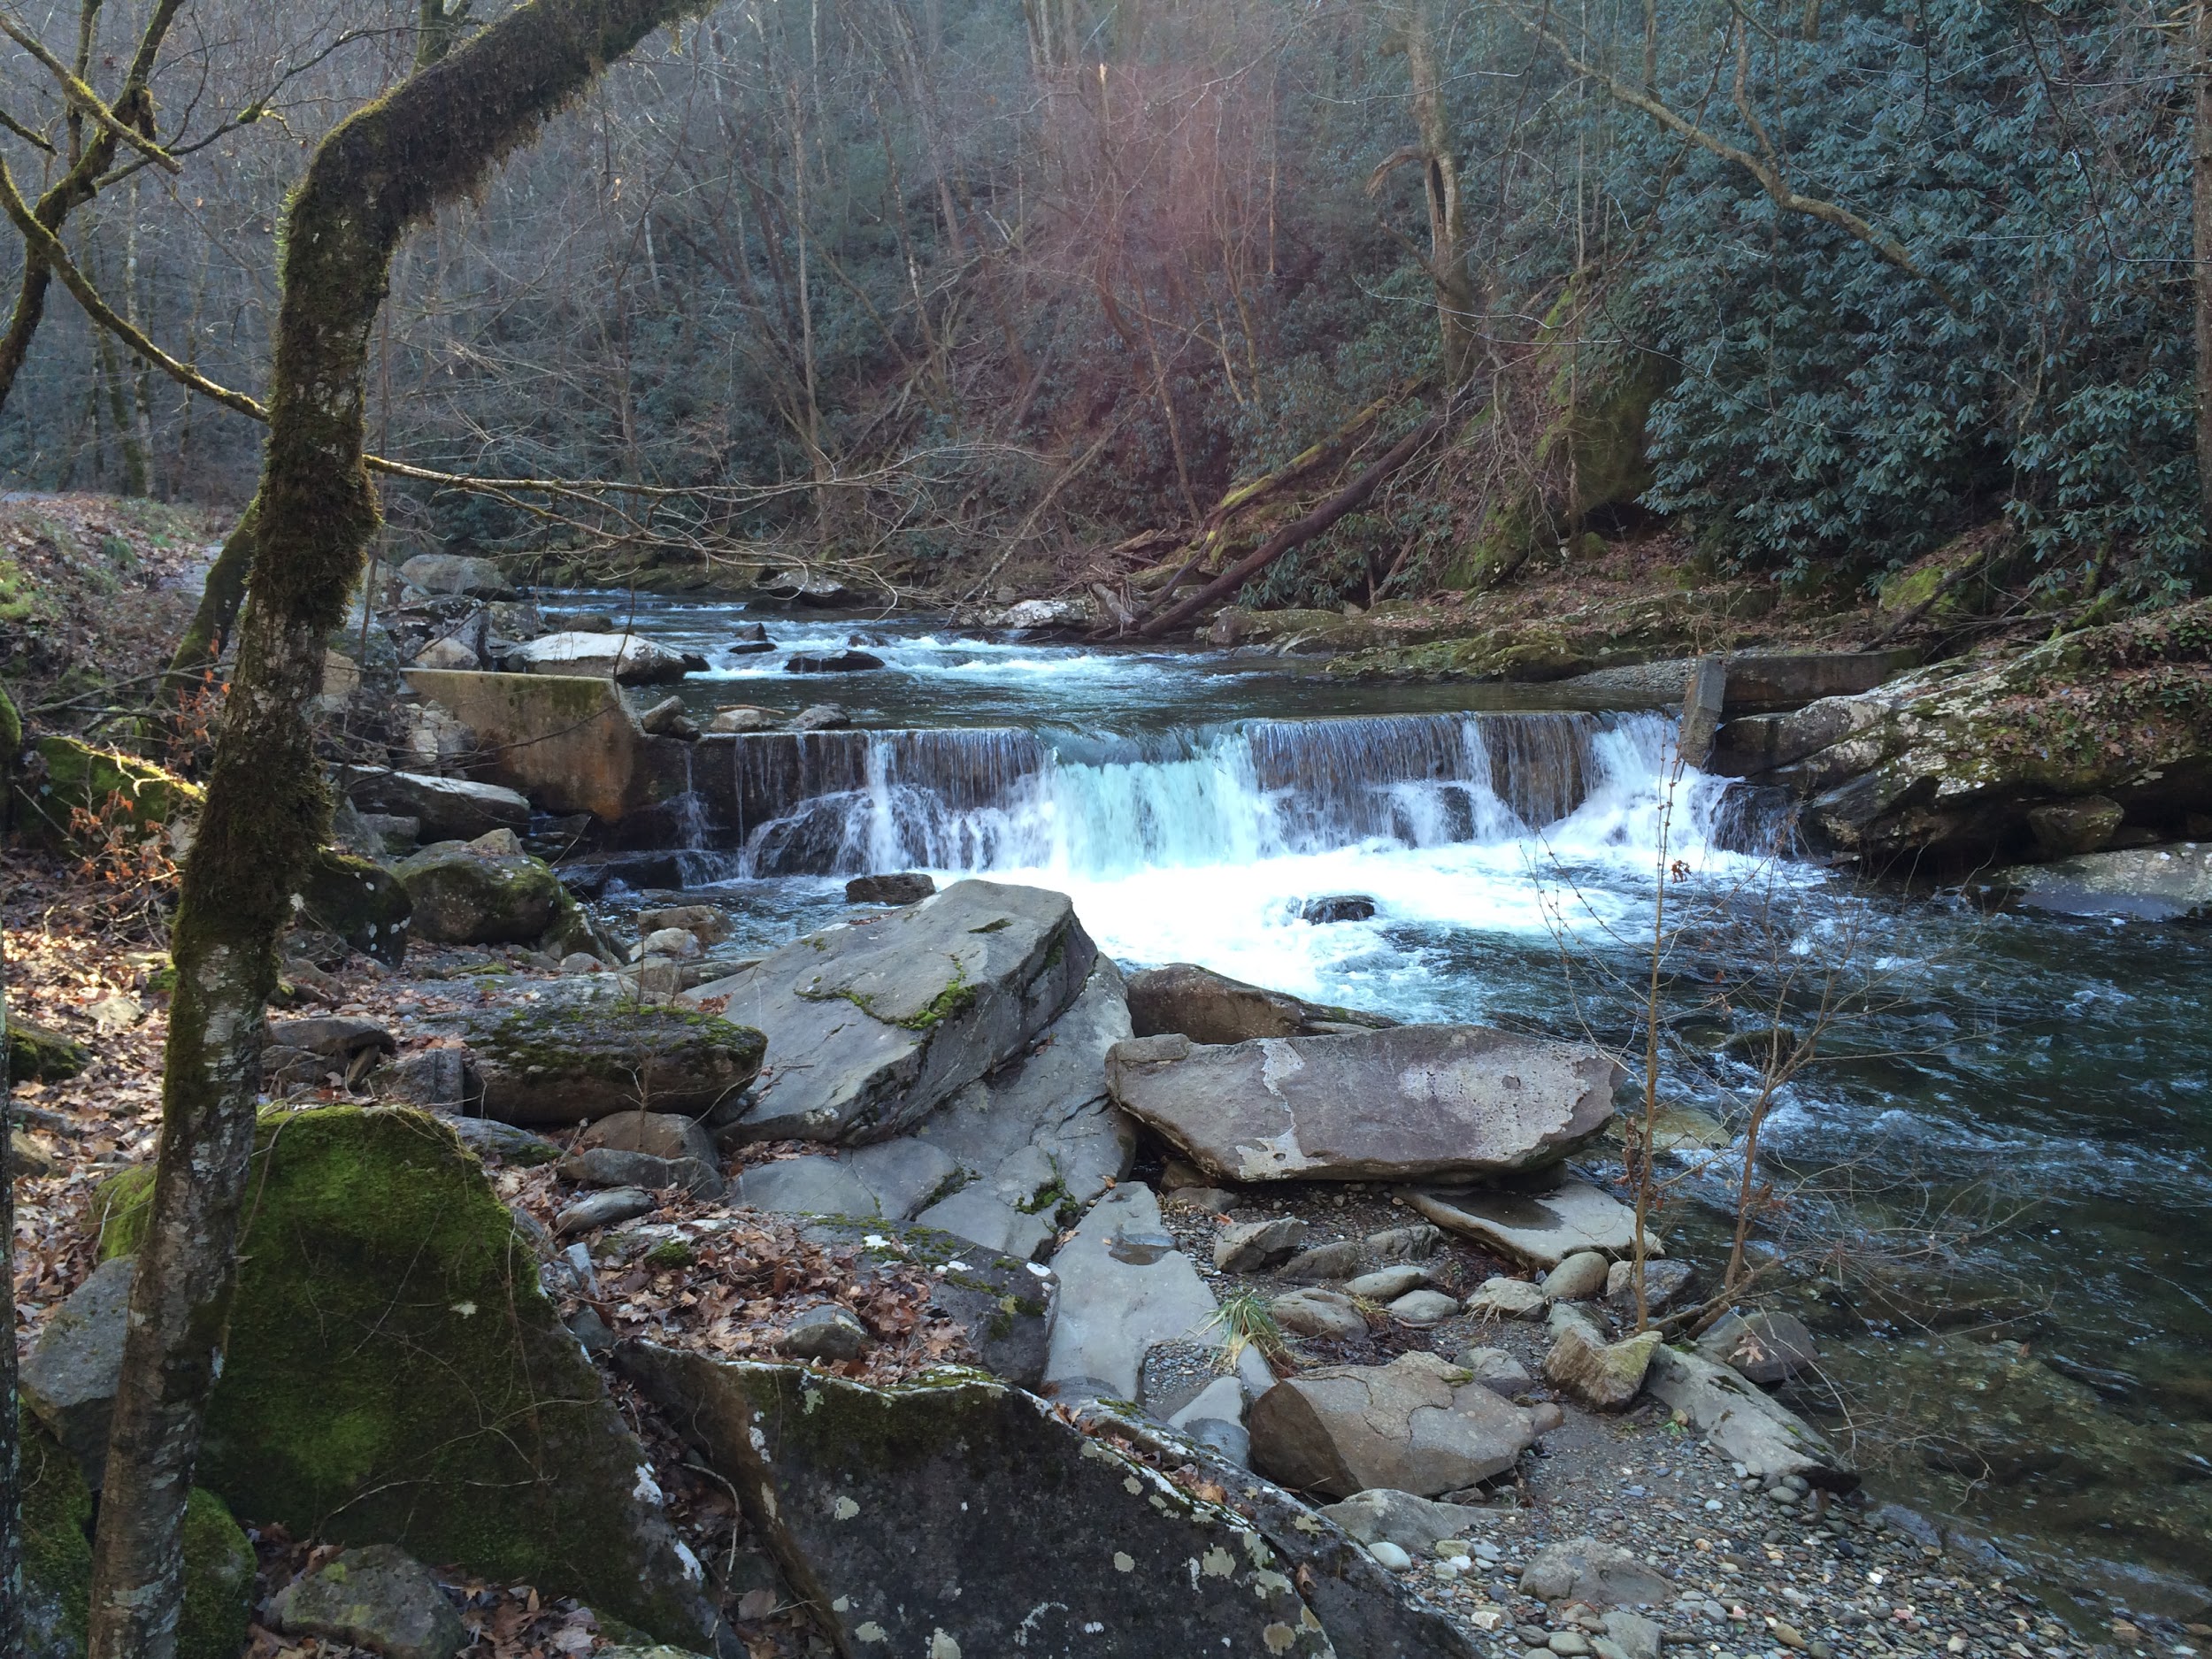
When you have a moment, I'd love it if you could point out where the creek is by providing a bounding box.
[564,596,2212,1604]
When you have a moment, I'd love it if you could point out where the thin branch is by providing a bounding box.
[0,12,182,173]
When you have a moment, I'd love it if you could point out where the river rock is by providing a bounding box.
[560,1147,725,1200]
[349,769,528,841]
[1518,1537,1676,1608]
[1043,1182,1271,1402]
[634,903,732,946]
[633,926,702,961]
[1982,841,2212,922]
[2026,795,2124,857]
[556,1187,656,1234]
[1541,1250,1611,1301]
[1542,1310,1661,1411]
[1606,1257,1694,1315]
[1217,1216,1309,1271]
[1068,1402,1482,1659]
[291,849,412,968]
[398,552,514,599]
[1271,1288,1368,1341]
[910,958,1137,1209]
[1345,1265,1429,1302]
[1107,1025,1617,1184]
[1125,961,1396,1045]
[1302,894,1378,924]
[777,1303,870,1362]
[395,839,563,944]
[1642,1343,1855,1486]
[1367,1223,1444,1262]
[707,704,778,733]
[270,1015,396,1061]
[795,1218,1056,1386]
[787,702,851,730]
[265,1543,469,1659]
[19,1256,134,1485]
[687,879,1096,1144]
[784,649,884,672]
[505,630,698,684]
[1248,1350,1548,1498]
[92,1106,723,1646]
[844,871,935,905]
[1386,1289,1459,1325]
[439,995,764,1124]
[1319,1489,1491,1556]
[1282,1239,1373,1282]
[1409,1179,1661,1270]
[1463,1277,1549,1319]
[618,1349,1331,1656]
[1696,1309,1818,1385]
[411,634,480,671]
[578,1110,716,1164]
[1456,1347,1533,1396]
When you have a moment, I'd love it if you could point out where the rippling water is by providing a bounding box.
[579,595,2212,1591]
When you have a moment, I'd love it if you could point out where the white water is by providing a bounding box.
[723,710,1747,1008]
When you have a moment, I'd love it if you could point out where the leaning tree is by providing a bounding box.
[81,4,706,1655]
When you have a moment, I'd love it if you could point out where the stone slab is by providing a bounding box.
[1408,1179,1661,1271]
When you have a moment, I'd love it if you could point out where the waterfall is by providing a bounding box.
[715,710,1712,879]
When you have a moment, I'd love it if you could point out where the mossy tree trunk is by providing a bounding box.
[83,4,699,1655]
[161,500,257,703]
[2,919,19,1659]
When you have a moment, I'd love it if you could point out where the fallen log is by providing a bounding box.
[1136,407,1448,638]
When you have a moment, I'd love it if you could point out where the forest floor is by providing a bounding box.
[9,849,2176,1659]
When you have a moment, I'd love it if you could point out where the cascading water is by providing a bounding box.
[722,709,1726,881]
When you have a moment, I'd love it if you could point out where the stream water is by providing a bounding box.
[555,596,2212,1605]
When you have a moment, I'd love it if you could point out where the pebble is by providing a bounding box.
[1368,1540,1413,1571]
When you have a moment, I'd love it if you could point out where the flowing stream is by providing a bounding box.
[563,596,2212,1601]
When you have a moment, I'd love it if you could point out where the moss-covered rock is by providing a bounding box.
[8,1013,90,1081]
[96,1107,723,1648]
[618,1348,1332,1656]
[395,841,561,943]
[8,736,200,850]
[19,1410,253,1659]
[292,846,411,965]
[441,995,765,1124]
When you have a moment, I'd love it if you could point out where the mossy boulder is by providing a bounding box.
[292,846,411,966]
[8,736,199,850]
[618,1348,1332,1656]
[395,840,562,943]
[438,994,765,1124]
[19,1410,253,1659]
[8,1012,90,1080]
[96,1106,723,1648]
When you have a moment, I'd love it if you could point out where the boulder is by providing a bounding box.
[19,1256,134,1485]
[371,1049,473,1110]
[637,695,697,738]
[2026,795,2124,858]
[504,631,697,685]
[1695,1310,1818,1386]
[1518,1537,1676,1608]
[396,840,564,945]
[910,957,1137,1210]
[795,1218,1056,1386]
[618,1350,1331,1656]
[1302,894,1378,924]
[1456,1347,1533,1397]
[410,635,480,672]
[1344,1265,1428,1302]
[1125,961,1394,1045]
[438,995,764,1124]
[579,1110,717,1164]
[18,1419,252,1659]
[91,1107,722,1646]
[560,1147,725,1200]
[684,879,1096,1144]
[1606,1257,1694,1315]
[776,1303,870,1363]
[398,552,515,599]
[1410,1179,1661,1270]
[1043,1182,1272,1402]
[634,926,702,960]
[983,596,1094,631]
[787,702,851,731]
[1715,601,2212,863]
[557,1187,656,1234]
[1543,1315,1661,1412]
[1385,1289,1459,1325]
[1541,1250,1611,1301]
[404,670,651,824]
[1981,841,2212,922]
[349,769,527,841]
[1641,1343,1855,1487]
[1069,1403,1482,1659]
[1106,1025,1618,1184]
[707,704,780,733]
[265,1543,469,1659]
[1281,1240,1374,1282]
[270,1015,396,1061]
[7,1013,89,1081]
[1271,1288,1368,1342]
[289,849,412,967]
[1319,1489,1492,1556]
[783,649,884,673]
[1367,1223,1443,1262]
[634,903,732,946]
[1217,1217,1309,1272]
[1248,1351,1548,1498]
[844,871,935,905]
[9,736,199,853]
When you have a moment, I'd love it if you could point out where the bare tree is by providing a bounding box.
[83,4,703,1652]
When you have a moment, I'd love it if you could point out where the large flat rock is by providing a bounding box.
[1982,842,2212,921]
[1409,1179,1660,1270]
[1248,1350,1548,1499]
[618,1349,1330,1656]
[685,880,1096,1143]
[1126,961,1395,1046]
[1105,1024,1618,1184]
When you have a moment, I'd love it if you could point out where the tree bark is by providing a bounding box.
[1,689,19,1659]
[162,502,257,701]
[82,5,696,1655]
